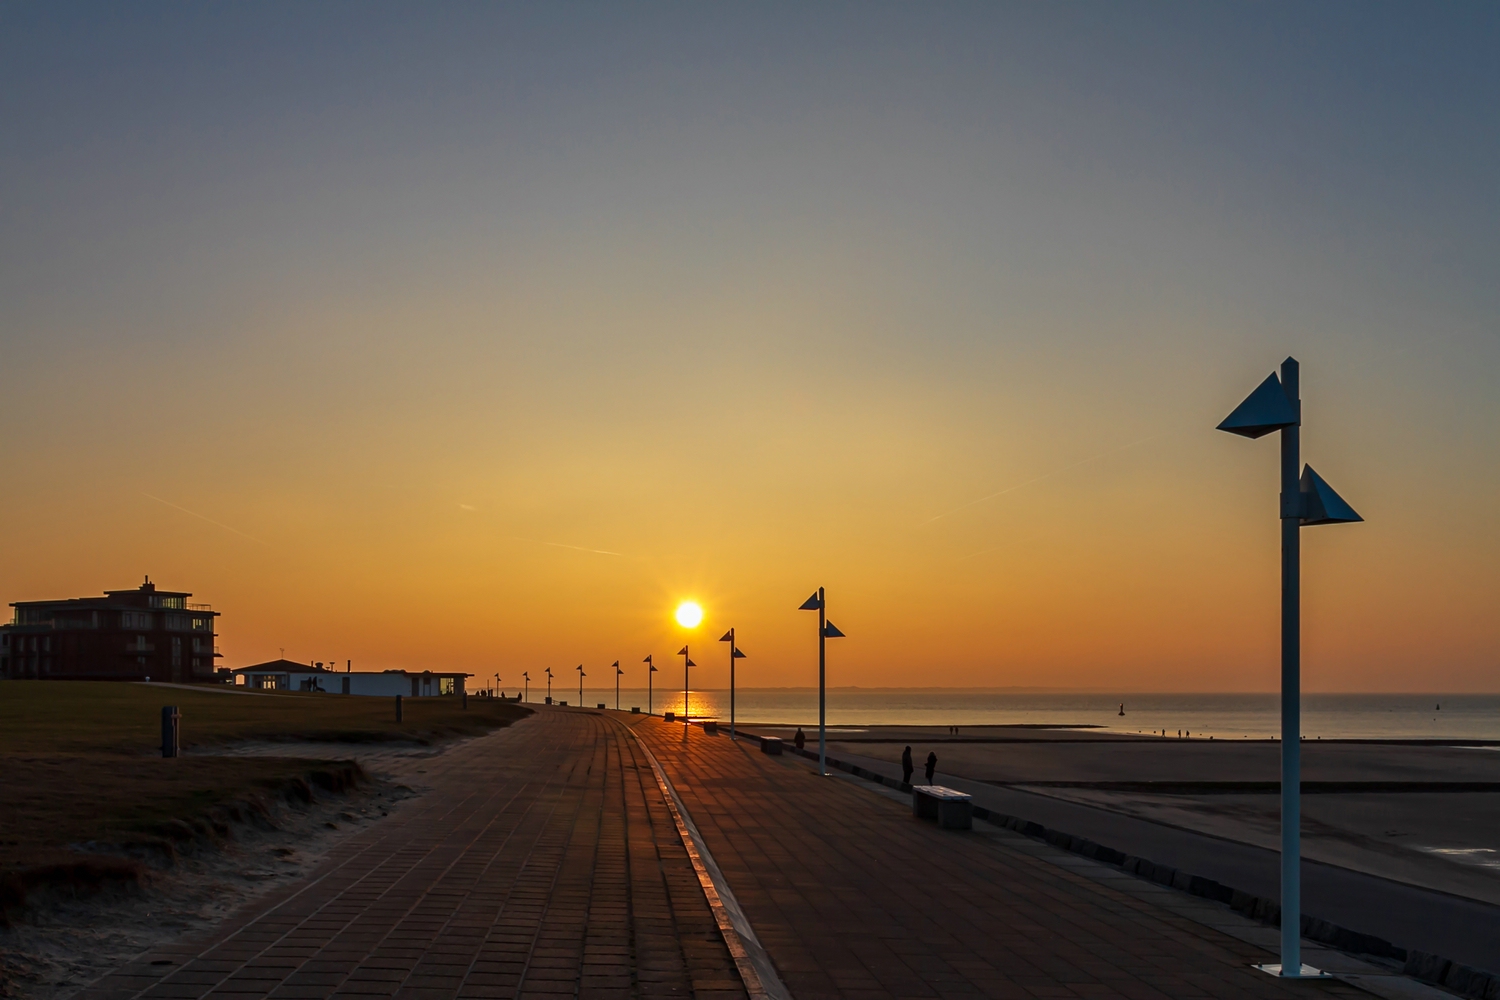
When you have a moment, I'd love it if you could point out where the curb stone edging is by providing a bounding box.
[745,734,1499,1000]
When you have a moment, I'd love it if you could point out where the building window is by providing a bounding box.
[191,617,211,631]
[171,637,182,666]
[121,612,153,629]
[165,614,190,631]
[439,677,455,695]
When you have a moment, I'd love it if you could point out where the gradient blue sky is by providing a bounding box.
[2,3,1496,690]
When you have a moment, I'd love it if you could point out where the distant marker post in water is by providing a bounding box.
[799,587,846,776]
[1219,356,1362,979]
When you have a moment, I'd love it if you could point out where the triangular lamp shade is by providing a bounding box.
[649,664,658,672]
[677,646,689,655]
[719,630,734,642]
[612,660,619,667]
[732,648,746,658]
[1217,373,1299,439]
[799,592,823,611]
[822,621,846,638]
[1300,465,1363,525]
[685,659,696,667]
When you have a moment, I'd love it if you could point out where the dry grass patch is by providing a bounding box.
[0,681,529,922]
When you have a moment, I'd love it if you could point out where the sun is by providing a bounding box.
[674,601,704,629]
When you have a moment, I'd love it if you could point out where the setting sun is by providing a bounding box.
[674,601,704,629]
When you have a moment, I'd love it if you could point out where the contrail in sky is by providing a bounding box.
[921,433,1162,526]
[141,493,268,545]
[510,537,622,557]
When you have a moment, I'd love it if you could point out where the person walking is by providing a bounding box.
[924,750,937,785]
[901,745,914,785]
[793,727,805,750]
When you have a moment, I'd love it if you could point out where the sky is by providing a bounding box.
[2,3,1497,692]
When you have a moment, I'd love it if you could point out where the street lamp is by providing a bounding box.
[798,587,845,776]
[676,645,695,735]
[544,666,553,704]
[644,654,657,714]
[718,628,746,740]
[577,664,585,706]
[493,672,499,698]
[1218,356,1361,980]
[522,671,530,703]
[613,660,622,711]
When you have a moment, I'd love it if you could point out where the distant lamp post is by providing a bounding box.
[1219,356,1362,980]
[613,660,622,711]
[523,671,530,703]
[493,672,499,698]
[718,628,746,740]
[798,587,845,776]
[644,654,657,714]
[677,645,695,735]
[545,667,553,704]
[577,664,585,705]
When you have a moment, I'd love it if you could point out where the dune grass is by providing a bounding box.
[0,681,530,908]
[0,680,529,754]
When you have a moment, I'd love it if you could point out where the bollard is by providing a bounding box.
[396,694,403,722]
[161,705,180,758]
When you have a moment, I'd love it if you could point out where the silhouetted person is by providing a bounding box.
[901,745,914,785]
[793,727,805,750]
[924,751,937,785]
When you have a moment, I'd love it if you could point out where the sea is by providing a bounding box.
[537,688,1500,741]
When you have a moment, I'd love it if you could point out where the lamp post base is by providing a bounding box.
[1252,964,1330,979]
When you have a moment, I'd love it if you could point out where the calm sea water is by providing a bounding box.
[534,688,1500,741]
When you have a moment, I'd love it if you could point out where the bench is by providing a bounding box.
[702,721,718,735]
[912,785,973,830]
[760,736,783,755]
[663,712,675,722]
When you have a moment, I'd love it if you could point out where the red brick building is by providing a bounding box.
[0,578,221,683]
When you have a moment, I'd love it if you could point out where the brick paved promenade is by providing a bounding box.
[629,716,1367,1000]
[81,710,743,1000]
[83,709,1373,1000]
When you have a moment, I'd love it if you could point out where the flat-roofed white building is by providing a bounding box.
[231,659,468,697]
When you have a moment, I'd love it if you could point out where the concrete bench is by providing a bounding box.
[760,736,783,755]
[912,785,973,830]
[664,712,675,722]
[702,721,718,735]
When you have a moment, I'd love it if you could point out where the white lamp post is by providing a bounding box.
[643,654,656,714]
[677,645,695,736]
[1219,356,1362,979]
[798,587,845,775]
[719,628,747,739]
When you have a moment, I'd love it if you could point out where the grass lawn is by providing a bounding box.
[0,681,530,915]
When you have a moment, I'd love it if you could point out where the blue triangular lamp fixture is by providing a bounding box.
[1218,373,1299,439]
[1299,466,1363,525]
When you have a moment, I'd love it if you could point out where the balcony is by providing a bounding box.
[124,642,155,654]
[188,603,213,612]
